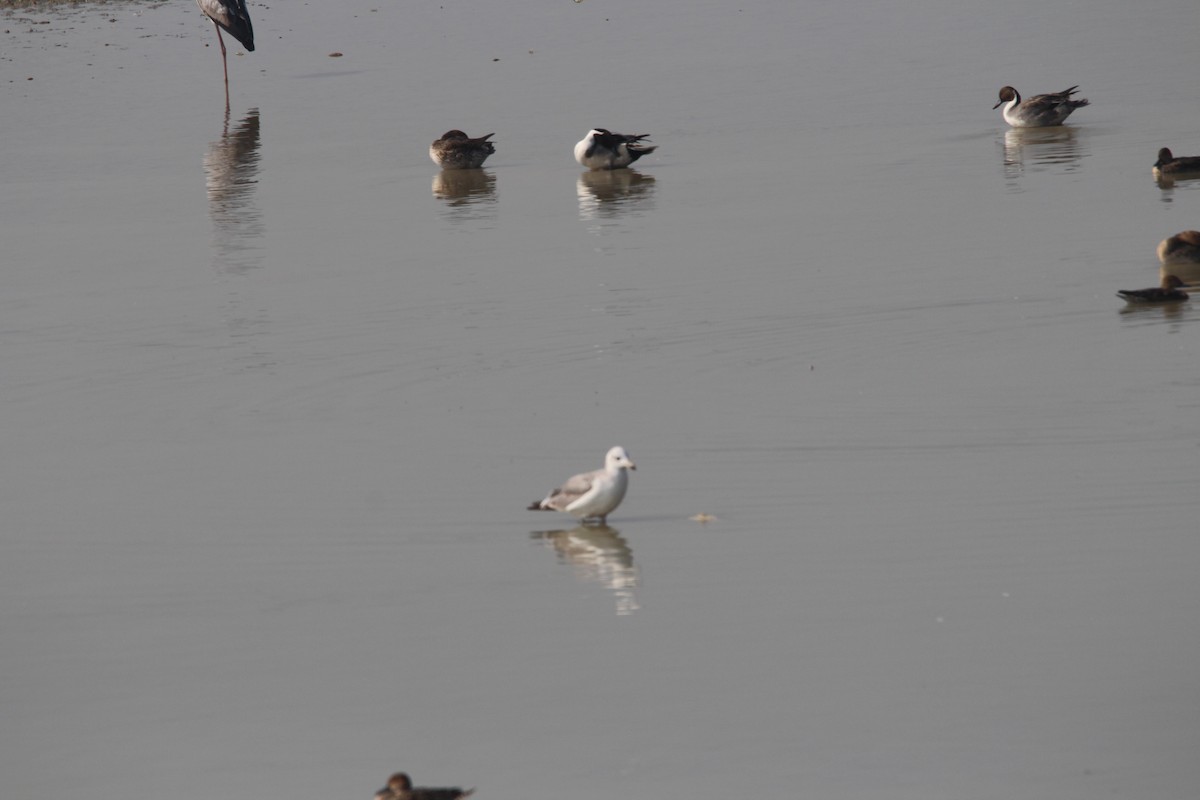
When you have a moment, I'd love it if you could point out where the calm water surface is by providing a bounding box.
[2,1,1198,799]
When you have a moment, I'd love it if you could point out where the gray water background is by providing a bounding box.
[3,1,1198,798]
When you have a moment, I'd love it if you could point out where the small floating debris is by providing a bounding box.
[689,513,717,524]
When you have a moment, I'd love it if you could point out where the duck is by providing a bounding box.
[574,128,656,170]
[1116,274,1189,304]
[374,773,475,800]
[1153,148,1200,180]
[528,446,636,524]
[1156,230,1200,267]
[993,85,1089,128]
[429,130,495,169]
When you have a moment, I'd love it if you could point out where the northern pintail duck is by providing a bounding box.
[993,85,1089,128]
[574,128,656,170]
[374,773,475,800]
[1157,230,1200,266]
[1116,274,1189,304]
[1153,148,1200,179]
[528,446,636,524]
[429,130,495,169]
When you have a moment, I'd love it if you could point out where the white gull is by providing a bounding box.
[527,446,636,524]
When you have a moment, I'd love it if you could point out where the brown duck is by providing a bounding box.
[1116,274,1189,304]
[1153,148,1200,179]
[374,773,475,800]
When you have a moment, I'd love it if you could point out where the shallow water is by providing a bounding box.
[3,1,1199,799]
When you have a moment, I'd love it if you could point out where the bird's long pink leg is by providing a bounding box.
[214,23,230,106]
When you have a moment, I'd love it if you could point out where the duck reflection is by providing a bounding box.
[1153,171,1200,192]
[432,169,496,221]
[531,525,640,615]
[576,169,656,220]
[1153,172,1200,196]
[999,127,1084,185]
[1153,176,1197,198]
[204,107,263,274]
[1160,262,1200,288]
[1118,298,1191,320]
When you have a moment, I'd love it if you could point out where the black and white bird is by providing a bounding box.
[196,0,255,104]
[429,130,496,169]
[993,85,1088,128]
[574,128,657,170]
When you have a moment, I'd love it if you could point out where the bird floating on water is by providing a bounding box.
[374,773,475,800]
[1116,274,1189,304]
[196,0,254,106]
[528,446,637,524]
[574,128,657,170]
[993,85,1088,128]
[1153,148,1200,180]
[429,130,496,169]
[1157,230,1200,267]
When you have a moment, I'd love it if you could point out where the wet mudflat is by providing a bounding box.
[3,2,1199,799]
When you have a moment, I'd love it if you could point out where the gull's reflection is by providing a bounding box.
[577,169,656,221]
[999,127,1085,187]
[432,169,496,222]
[205,107,263,274]
[531,525,640,615]
[204,108,271,371]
